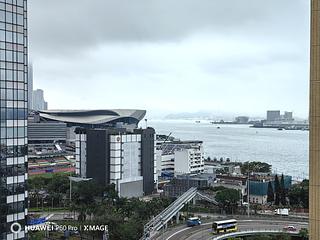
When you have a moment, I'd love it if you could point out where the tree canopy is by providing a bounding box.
[288,179,309,208]
[215,188,240,214]
[274,174,281,205]
[267,181,274,203]
[240,161,272,174]
[28,173,173,239]
[280,174,287,206]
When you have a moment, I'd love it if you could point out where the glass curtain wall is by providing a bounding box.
[0,0,28,239]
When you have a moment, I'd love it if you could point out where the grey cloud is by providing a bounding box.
[29,0,309,56]
[29,0,310,118]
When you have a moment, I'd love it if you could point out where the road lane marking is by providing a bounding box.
[166,223,212,240]
[165,219,308,240]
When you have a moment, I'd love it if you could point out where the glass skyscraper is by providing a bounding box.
[0,0,28,239]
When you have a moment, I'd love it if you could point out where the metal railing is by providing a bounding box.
[140,187,198,240]
[196,191,218,205]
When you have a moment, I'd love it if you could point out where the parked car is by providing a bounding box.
[283,225,297,232]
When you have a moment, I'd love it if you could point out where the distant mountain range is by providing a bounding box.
[164,111,248,121]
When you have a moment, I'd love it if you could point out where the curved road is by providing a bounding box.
[158,219,308,240]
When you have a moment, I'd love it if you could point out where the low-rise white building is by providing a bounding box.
[156,151,175,176]
[249,195,268,205]
[156,140,204,176]
[174,145,204,175]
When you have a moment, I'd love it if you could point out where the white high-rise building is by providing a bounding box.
[75,127,156,198]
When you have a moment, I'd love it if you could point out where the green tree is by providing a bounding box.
[72,180,105,205]
[47,174,69,194]
[300,179,309,209]
[210,186,228,192]
[267,181,274,203]
[288,179,309,208]
[276,233,291,240]
[29,231,46,240]
[28,173,72,209]
[215,188,240,214]
[299,228,309,240]
[274,174,280,205]
[300,187,309,208]
[241,161,272,174]
[89,195,172,240]
[115,217,144,240]
[280,174,287,206]
[288,184,301,206]
[30,174,174,240]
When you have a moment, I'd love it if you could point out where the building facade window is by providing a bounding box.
[0,0,28,239]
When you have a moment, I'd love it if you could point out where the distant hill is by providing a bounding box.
[164,111,236,121]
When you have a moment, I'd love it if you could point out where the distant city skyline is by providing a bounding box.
[162,109,307,121]
[29,0,309,118]
[32,89,48,111]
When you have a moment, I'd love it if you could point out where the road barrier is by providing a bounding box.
[212,230,299,240]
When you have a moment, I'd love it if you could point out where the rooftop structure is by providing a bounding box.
[163,173,214,197]
[159,140,203,155]
[38,109,146,128]
[156,139,205,176]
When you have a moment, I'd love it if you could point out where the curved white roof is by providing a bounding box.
[38,109,146,125]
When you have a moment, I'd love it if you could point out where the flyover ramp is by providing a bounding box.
[141,187,198,240]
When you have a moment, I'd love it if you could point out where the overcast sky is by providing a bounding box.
[29,0,310,119]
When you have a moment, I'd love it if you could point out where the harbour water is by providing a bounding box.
[148,119,309,180]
